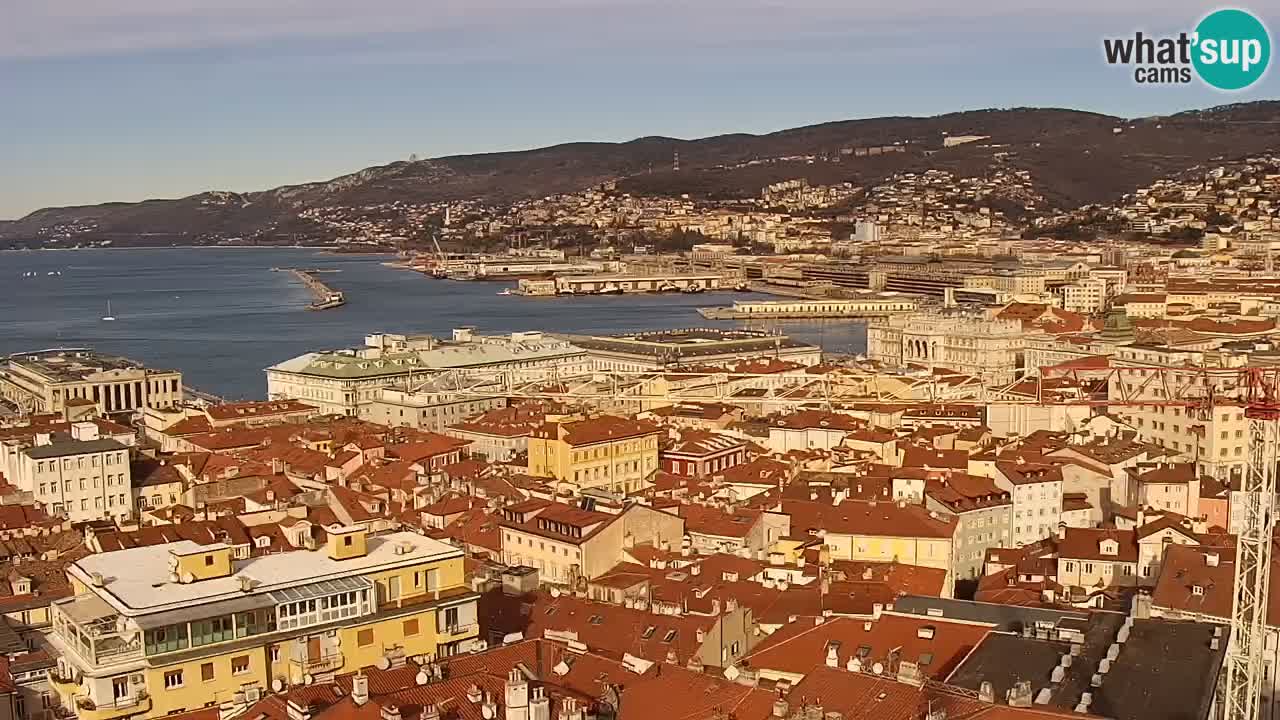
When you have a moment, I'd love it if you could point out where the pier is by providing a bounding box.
[285,268,346,310]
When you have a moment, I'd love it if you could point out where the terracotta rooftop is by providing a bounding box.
[744,612,991,680]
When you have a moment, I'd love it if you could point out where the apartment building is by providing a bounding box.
[0,350,182,416]
[924,474,1012,580]
[3,423,133,523]
[660,431,748,478]
[993,461,1063,547]
[1109,346,1249,483]
[1063,279,1108,315]
[527,416,660,493]
[784,499,958,595]
[1056,527,1139,594]
[445,404,554,462]
[1129,463,1202,519]
[497,500,685,581]
[47,527,479,720]
[361,386,505,431]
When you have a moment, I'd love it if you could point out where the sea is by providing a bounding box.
[0,248,867,400]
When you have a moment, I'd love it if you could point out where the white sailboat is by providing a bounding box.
[101,300,116,322]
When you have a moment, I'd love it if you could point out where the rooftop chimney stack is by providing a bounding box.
[352,673,369,706]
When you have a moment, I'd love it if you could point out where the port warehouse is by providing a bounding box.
[699,295,920,319]
[669,254,1033,298]
[517,273,728,295]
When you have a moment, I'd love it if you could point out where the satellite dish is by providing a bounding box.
[416,671,430,686]
[180,572,195,584]
[550,587,561,598]
[376,656,391,671]
[872,662,884,675]
[482,705,496,720]
[304,674,314,685]
[272,678,286,693]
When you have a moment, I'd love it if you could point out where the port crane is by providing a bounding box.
[417,361,1280,718]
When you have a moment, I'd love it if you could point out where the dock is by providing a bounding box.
[285,268,346,310]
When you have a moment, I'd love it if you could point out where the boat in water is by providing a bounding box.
[497,288,514,296]
[308,292,346,311]
[102,300,116,322]
[596,283,624,295]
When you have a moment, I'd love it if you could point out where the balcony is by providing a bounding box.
[51,596,144,668]
[438,622,479,638]
[291,652,345,675]
[71,692,151,720]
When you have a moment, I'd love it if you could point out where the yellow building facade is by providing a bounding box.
[47,528,478,720]
[527,416,659,493]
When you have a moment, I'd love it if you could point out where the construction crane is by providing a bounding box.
[1224,368,1280,720]
[415,361,1280,715]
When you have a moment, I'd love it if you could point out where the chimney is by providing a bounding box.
[772,700,789,718]
[529,687,550,720]
[505,668,530,719]
[561,698,584,720]
[286,700,313,720]
[380,704,402,720]
[1007,680,1033,708]
[352,673,369,706]
[979,681,995,703]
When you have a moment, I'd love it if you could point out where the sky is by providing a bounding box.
[2,0,1278,219]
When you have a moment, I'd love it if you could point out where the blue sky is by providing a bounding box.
[2,0,1277,219]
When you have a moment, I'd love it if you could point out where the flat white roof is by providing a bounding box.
[71,531,461,616]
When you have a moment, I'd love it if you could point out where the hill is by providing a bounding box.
[5,103,1280,246]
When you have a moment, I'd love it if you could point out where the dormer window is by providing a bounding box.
[1099,539,1119,556]
[1192,584,1205,596]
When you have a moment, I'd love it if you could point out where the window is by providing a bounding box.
[232,655,250,675]
[165,670,184,689]
[200,663,215,682]
[357,629,375,647]
[404,619,419,636]
[344,535,353,547]
[205,555,215,566]
[271,646,281,662]
[662,629,678,643]
[641,625,656,639]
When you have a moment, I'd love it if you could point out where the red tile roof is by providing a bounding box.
[744,613,991,680]
[783,499,958,540]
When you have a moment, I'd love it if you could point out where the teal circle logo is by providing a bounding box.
[1192,9,1271,90]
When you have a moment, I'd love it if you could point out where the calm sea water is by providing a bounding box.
[0,248,866,399]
